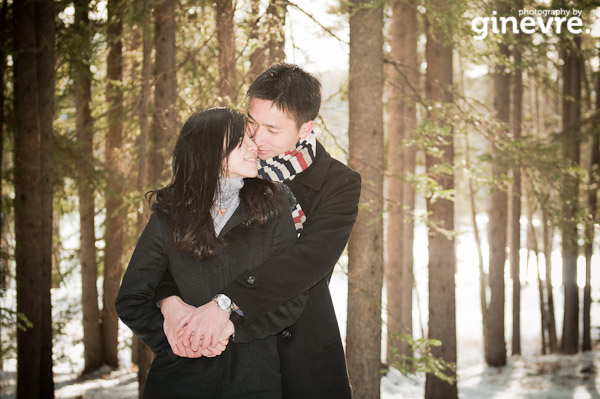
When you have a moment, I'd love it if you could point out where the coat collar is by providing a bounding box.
[218,201,248,238]
[293,140,331,192]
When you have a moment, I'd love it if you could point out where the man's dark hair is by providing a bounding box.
[247,63,322,128]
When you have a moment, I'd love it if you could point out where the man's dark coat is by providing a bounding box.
[157,141,361,398]
[226,141,360,398]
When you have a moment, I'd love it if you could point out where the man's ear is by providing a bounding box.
[299,120,314,139]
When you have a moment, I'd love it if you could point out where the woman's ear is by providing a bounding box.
[299,120,314,139]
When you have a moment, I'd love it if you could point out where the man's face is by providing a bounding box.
[247,98,313,160]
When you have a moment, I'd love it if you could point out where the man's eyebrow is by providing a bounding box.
[246,112,280,129]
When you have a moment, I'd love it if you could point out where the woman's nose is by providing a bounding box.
[246,135,258,152]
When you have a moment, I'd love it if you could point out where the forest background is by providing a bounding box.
[1,0,600,398]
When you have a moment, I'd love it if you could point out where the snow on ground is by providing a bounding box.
[3,265,600,398]
[383,351,600,398]
[2,215,600,398]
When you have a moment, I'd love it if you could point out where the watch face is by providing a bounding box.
[217,295,231,308]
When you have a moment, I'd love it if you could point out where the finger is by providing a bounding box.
[213,342,227,354]
[167,334,182,356]
[174,343,188,357]
[191,331,203,352]
[176,312,193,333]
[202,348,217,358]
[216,341,227,350]
[200,332,213,349]
[185,346,202,358]
[182,324,197,349]
[209,327,220,348]
[209,344,225,357]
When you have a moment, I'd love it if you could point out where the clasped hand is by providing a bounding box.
[161,296,233,358]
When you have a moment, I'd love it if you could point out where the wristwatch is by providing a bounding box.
[213,294,235,314]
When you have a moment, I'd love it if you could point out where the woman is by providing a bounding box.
[115,107,302,398]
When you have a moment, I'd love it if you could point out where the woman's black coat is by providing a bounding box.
[157,140,361,398]
[115,186,305,398]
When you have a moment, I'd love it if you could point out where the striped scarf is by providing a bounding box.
[257,131,316,233]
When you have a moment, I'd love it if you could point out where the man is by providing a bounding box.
[157,63,361,398]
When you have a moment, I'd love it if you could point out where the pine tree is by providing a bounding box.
[347,0,384,397]
[424,1,457,397]
[385,0,417,365]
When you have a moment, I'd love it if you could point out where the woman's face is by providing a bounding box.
[225,131,258,178]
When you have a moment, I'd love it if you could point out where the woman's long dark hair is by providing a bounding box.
[148,107,283,260]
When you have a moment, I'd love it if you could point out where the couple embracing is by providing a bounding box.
[116,63,361,398]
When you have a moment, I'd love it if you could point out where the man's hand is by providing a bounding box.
[193,321,235,357]
[176,300,230,351]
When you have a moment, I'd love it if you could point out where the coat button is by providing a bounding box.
[282,329,292,339]
[246,276,256,285]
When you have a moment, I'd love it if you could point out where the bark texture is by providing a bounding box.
[511,36,523,356]
[35,1,55,394]
[149,0,177,186]
[560,37,581,355]
[216,0,237,104]
[249,0,287,80]
[0,0,6,302]
[73,0,103,373]
[486,3,510,365]
[424,2,458,397]
[347,1,384,397]
[134,0,155,390]
[583,49,599,352]
[102,0,125,368]
[14,0,55,396]
[385,0,417,365]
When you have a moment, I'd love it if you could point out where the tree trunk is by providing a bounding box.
[134,0,154,391]
[102,0,125,369]
[466,132,487,346]
[347,1,384,398]
[424,3,457,397]
[582,52,599,352]
[72,0,103,374]
[149,0,177,186]
[265,0,287,65]
[511,36,523,356]
[534,79,558,353]
[248,0,264,81]
[13,0,54,397]
[35,1,55,395]
[0,0,7,374]
[137,0,152,231]
[385,0,417,366]
[247,0,286,81]
[560,36,581,355]
[216,0,237,104]
[535,227,548,355]
[527,197,548,354]
[486,2,509,366]
[542,206,558,353]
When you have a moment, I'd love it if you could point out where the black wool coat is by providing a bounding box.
[228,141,361,399]
[157,140,362,398]
[116,185,306,399]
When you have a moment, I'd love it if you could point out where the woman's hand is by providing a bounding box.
[176,300,230,351]
[160,296,204,358]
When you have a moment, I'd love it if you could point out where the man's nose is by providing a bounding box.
[252,127,267,147]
